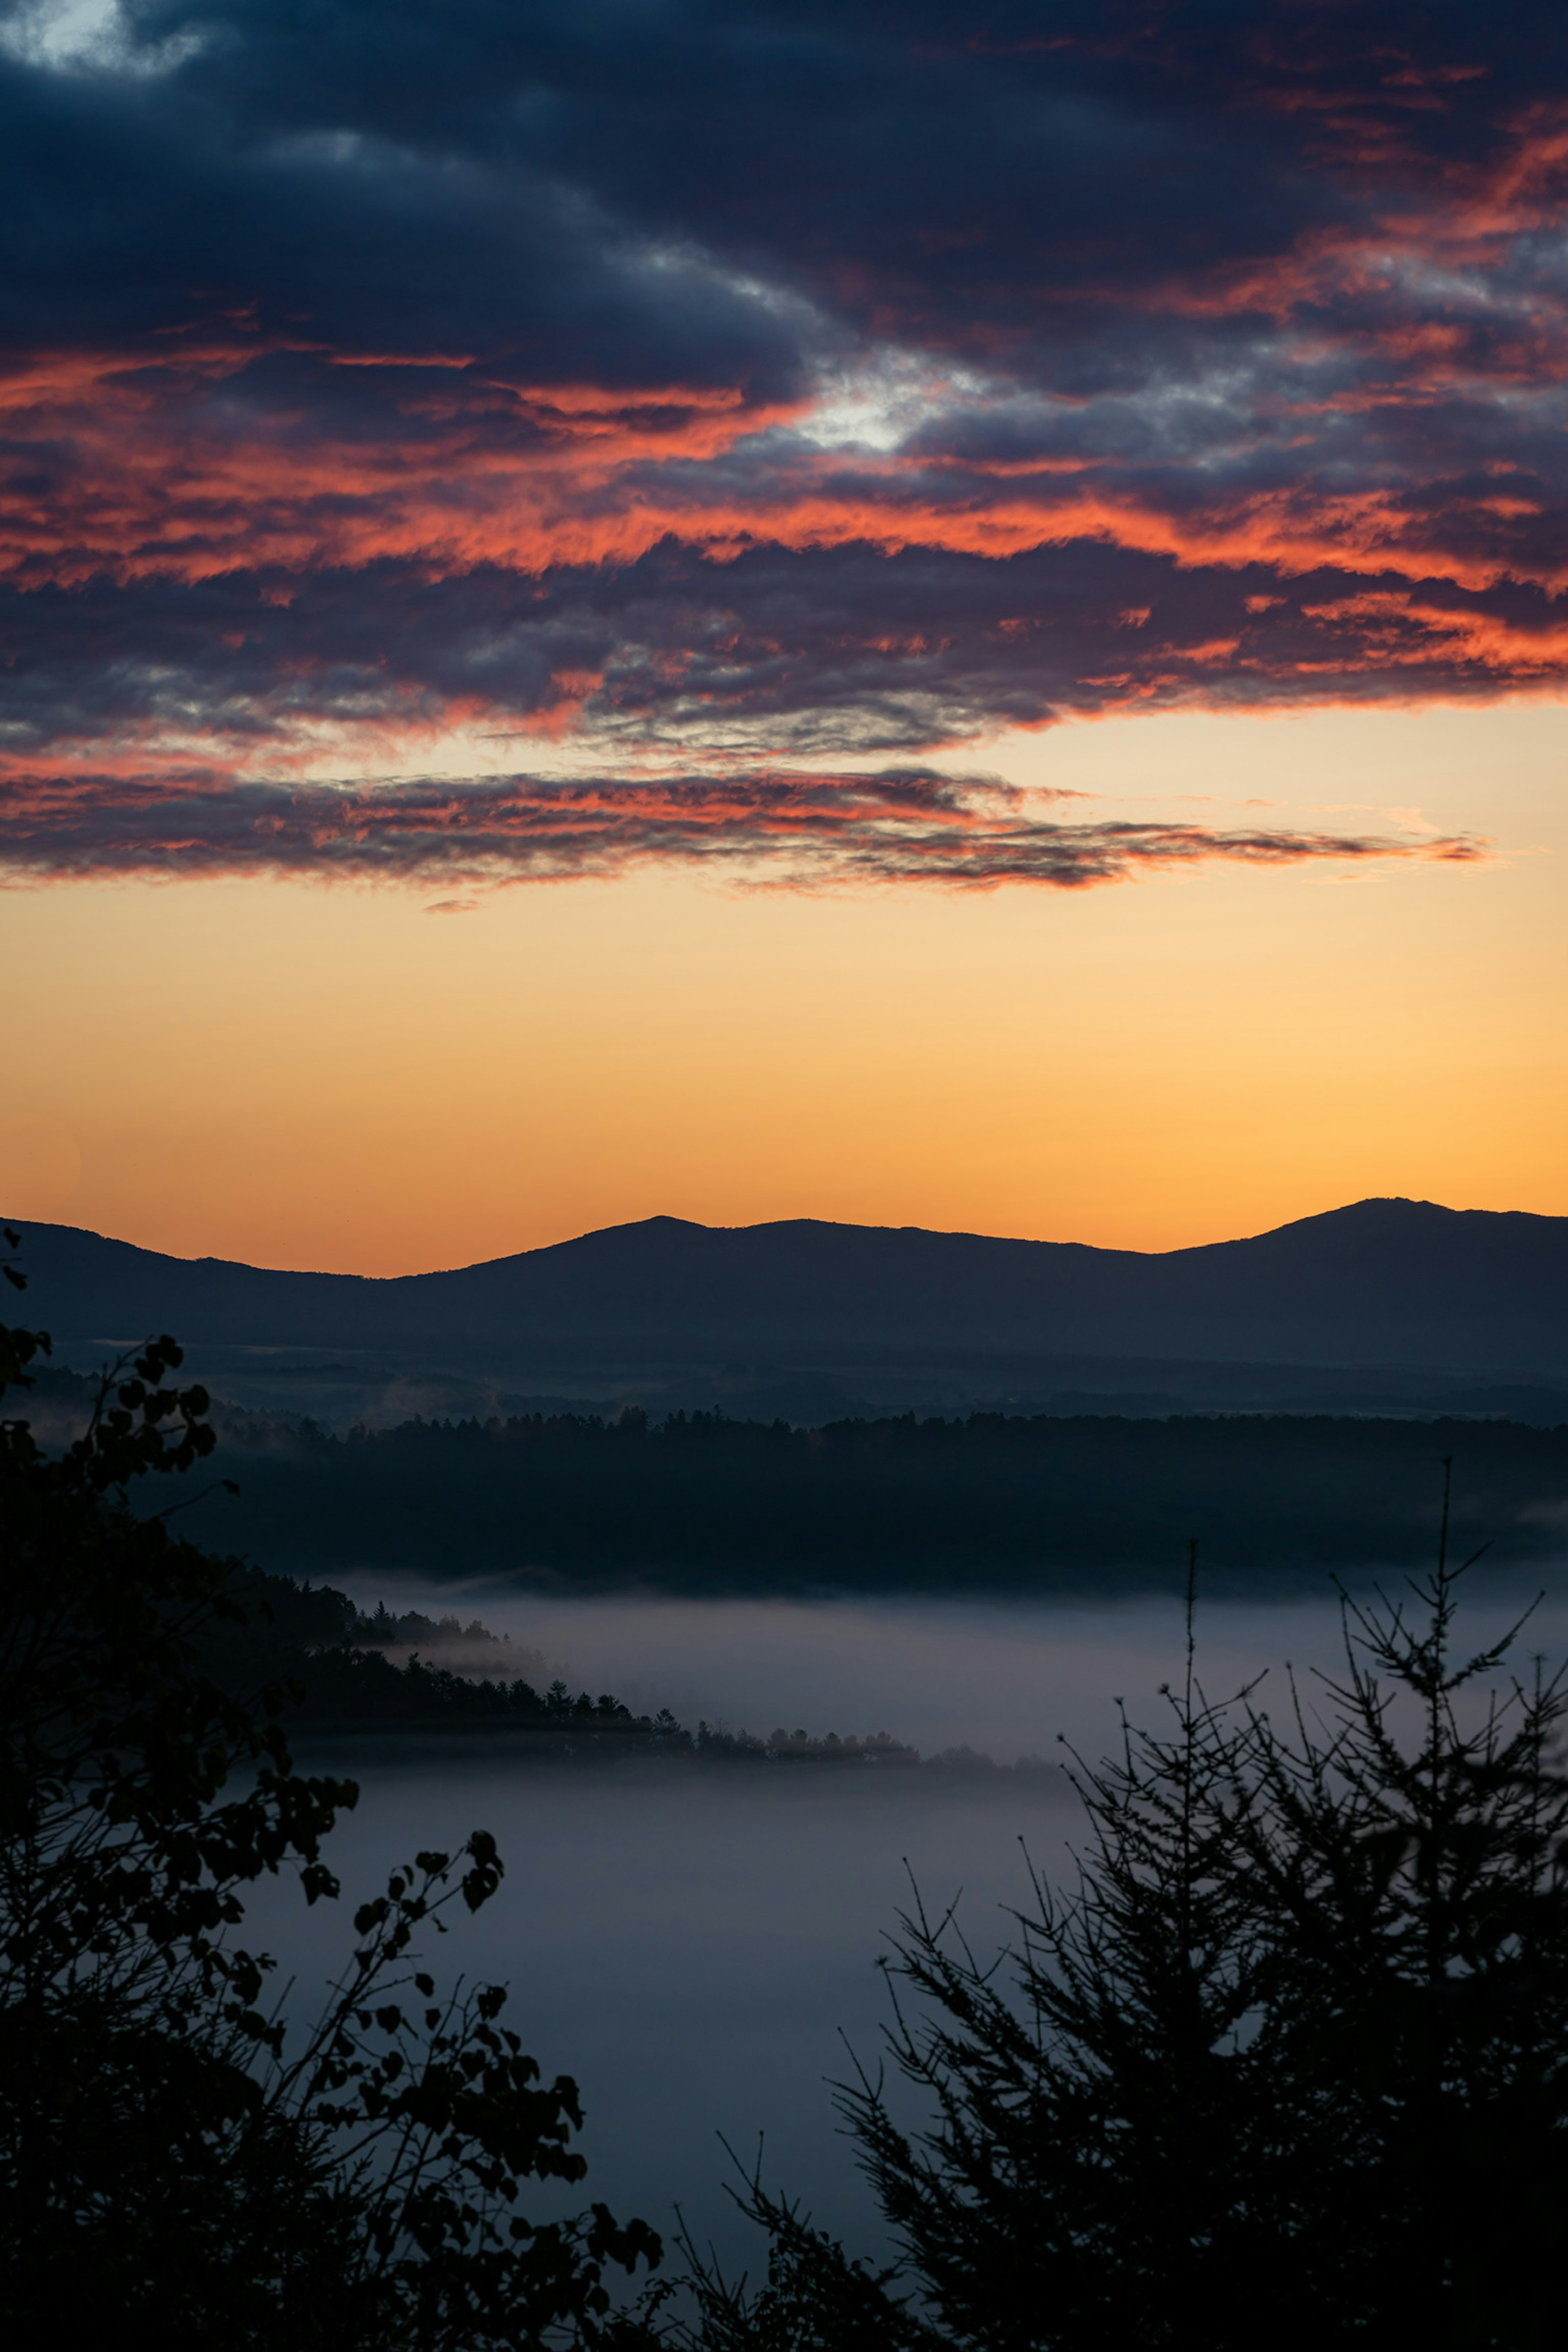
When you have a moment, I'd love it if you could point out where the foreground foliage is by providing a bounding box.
[0,1237,662,2349]
[689,1529,1568,2351]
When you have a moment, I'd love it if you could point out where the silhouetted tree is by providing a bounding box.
[689,1518,1568,2350]
[1223,1507,1568,2346]
[0,1234,664,2349]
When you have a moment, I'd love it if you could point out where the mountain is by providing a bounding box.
[5,1201,1566,1402]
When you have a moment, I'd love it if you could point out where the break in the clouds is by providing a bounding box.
[2,1,1564,882]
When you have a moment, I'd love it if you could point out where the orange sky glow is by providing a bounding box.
[7,12,1568,1275]
[5,697,1563,1275]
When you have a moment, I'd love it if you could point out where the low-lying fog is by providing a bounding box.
[245,1581,1568,2271]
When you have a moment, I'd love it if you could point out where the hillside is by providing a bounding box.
[6,1200,1566,1405]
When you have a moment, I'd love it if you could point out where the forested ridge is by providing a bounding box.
[198,1567,923,1764]
[180,1402,1568,1587]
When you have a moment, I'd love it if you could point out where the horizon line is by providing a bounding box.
[9,1192,1561,1287]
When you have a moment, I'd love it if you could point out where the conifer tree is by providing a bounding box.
[690,1520,1568,2350]
[1229,1487,1568,2346]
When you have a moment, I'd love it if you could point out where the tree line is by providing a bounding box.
[194,1564,919,1761]
[177,1398,1568,1587]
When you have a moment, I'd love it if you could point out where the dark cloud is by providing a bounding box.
[1,0,1564,866]
[0,760,1483,888]
[4,546,1564,768]
[115,2,1568,363]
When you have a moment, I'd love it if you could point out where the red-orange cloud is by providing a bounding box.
[4,0,1566,812]
[4,328,1568,604]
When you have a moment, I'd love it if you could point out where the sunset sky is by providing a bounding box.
[2,0,1565,1273]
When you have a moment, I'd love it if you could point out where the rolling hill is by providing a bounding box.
[5,1198,1566,1391]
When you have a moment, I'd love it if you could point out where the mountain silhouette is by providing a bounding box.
[6,1198,1566,1380]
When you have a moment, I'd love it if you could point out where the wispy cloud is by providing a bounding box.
[0,764,1486,890]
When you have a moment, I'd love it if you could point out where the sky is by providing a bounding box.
[2,0,1565,1273]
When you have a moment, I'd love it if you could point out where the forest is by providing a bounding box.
[171,1396,1568,1588]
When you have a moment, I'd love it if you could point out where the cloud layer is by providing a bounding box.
[0,762,1482,889]
[2,0,1564,876]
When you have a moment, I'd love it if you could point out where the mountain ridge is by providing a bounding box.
[4,1197,1566,1384]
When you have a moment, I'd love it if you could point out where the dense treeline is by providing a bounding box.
[200,1567,922,1764]
[190,1406,1568,1587]
[195,1567,675,1741]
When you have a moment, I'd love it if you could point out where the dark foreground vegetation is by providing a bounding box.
[176,1396,1568,1588]
[687,1520,1568,2352]
[7,1240,1568,2348]
[0,1256,665,2349]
